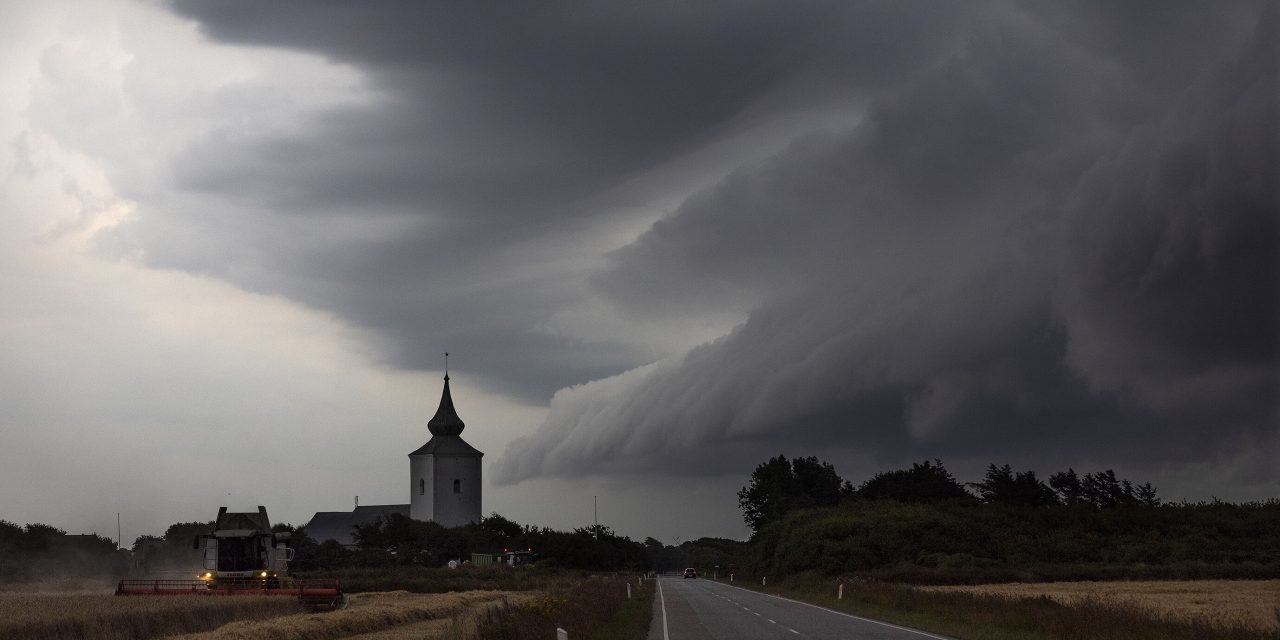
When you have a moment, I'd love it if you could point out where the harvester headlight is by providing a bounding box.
[260,571,268,578]
[199,572,213,580]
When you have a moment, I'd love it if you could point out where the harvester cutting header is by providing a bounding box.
[115,506,345,610]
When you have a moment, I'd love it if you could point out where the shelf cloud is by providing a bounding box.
[14,0,1270,526]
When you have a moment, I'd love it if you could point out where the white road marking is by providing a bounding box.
[788,629,800,635]
[753,612,762,617]
[710,580,954,640]
[768,619,777,624]
[658,577,670,640]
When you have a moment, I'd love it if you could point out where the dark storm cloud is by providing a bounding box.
[162,0,982,227]
[151,1,1275,484]
[140,1,913,395]
[139,0,978,398]
[494,2,1277,483]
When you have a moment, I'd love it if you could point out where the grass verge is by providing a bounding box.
[470,575,653,640]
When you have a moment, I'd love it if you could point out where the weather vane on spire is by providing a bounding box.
[444,351,449,380]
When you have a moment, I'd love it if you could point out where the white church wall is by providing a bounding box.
[431,454,481,527]
[409,454,434,521]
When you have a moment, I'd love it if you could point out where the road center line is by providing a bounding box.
[709,580,954,640]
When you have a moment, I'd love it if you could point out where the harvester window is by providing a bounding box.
[453,479,461,494]
[217,537,257,572]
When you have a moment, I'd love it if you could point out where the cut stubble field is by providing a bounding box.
[924,580,1280,632]
[0,591,302,640]
[0,590,520,640]
[168,590,518,640]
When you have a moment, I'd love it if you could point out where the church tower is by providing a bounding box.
[409,373,483,527]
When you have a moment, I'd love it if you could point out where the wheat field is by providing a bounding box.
[166,590,515,640]
[924,580,1280,632]
[0,591,301,640]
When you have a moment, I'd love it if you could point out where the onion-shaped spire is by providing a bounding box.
[427,374,465,436]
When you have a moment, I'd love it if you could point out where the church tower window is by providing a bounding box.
[453,479,461,494]
[420,479,425,495]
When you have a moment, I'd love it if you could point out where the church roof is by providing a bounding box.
[408,434,483,457]
[302,504,409,547]
[409,374,483,457]
[427,375,466,436]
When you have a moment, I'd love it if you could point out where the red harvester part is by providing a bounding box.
[114,578,346,610]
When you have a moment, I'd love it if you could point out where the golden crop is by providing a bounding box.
[0,591,300,640]
[167,590,511,640]
[924,579,1280,632]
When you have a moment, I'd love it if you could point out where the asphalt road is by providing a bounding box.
[647,576,955,640]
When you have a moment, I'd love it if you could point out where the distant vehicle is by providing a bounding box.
[471,548,538,567]
[683,567,697,579]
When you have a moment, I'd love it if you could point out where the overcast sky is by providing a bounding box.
[1,0,1275,545]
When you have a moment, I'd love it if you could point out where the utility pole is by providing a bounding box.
[593,496,598,539]
[117,513,121,550]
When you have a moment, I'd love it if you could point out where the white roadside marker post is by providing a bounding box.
[556,628,568,640]
[762,576,767,588]
[838,583,844,600]
[627,583,632,599]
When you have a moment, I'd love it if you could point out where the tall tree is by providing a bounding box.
[738,455,850,533]
[1049,468,1085,505]
[855,459,970,502]
[1134,482,1161,507]
[1050,468,1160,508]
[970,464,1059,507]
[792,456,853,509]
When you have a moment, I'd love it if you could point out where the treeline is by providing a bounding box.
[298,513,754,574]
[736,456,1280,582]
[287,513,650,572]
[739,456,1163,533]
[2,510,707,582]
[642,536,748,574]
[0,520,124,583]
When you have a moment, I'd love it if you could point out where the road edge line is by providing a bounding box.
[658,576,670,640]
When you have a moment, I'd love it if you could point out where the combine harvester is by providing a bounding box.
[116,506,346,610]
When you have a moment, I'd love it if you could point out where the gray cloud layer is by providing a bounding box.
[146,1,977,399]
[155,2,1276,491]
[496,2,1277,485]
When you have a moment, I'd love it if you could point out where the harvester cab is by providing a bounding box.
[194,506,294,587]
[116,506,345,610]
